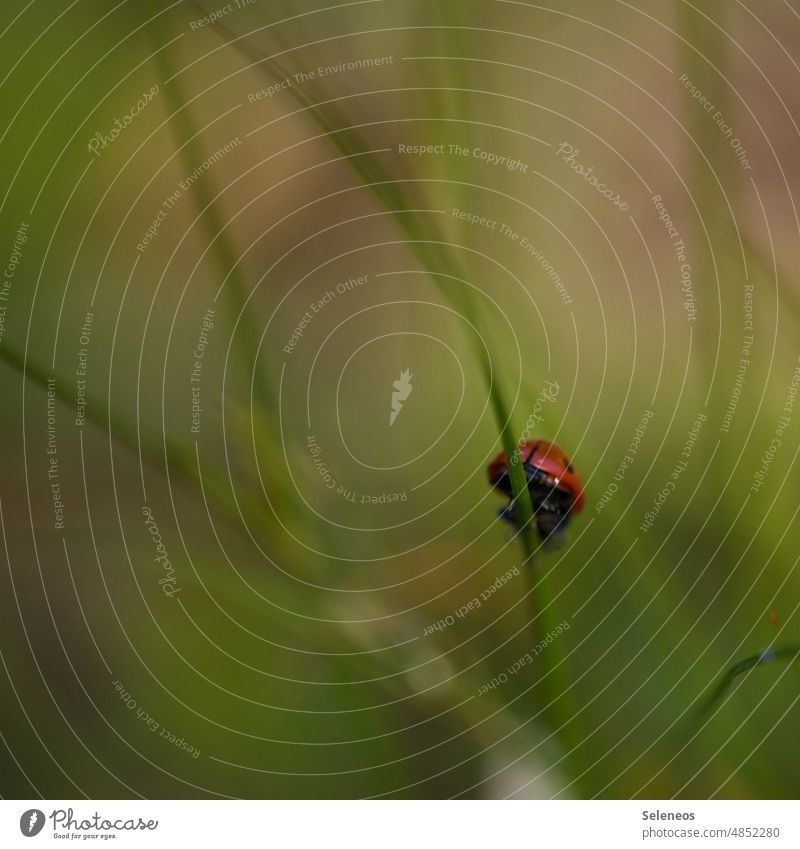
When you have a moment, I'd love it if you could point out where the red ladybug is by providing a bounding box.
[488,439,584,544]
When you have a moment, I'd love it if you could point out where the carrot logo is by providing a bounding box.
[389,369,413,426]
[19,809,45,837]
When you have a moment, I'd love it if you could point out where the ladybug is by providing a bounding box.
[487,439,584,545]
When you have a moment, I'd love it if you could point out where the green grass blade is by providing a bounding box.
[697,644,800,720]
[149,5,274,411]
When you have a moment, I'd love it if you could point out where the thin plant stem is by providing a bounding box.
[148,6,274,412]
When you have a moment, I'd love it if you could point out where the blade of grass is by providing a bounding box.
[697,643,800,719]
[148,7,324,552]
[149,4,274,412]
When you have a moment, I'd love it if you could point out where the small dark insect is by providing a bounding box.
[487,439,584,546]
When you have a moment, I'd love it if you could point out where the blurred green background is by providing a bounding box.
[1,0,800,799]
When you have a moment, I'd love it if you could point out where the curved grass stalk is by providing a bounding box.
[697,643,800,720]
[149,7,274,412]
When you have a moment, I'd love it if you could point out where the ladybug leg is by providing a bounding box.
[538,524,567,550]
[525,479,553,513]
[534,507,571,547]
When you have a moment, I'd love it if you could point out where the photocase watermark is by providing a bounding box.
[514,380,560,453]
[0,221,28,344]
[283,274,367,354]
[678,73,752,170]
[720,282,754,433]
[389,368,413,426]
[141,506,181,596]
[554,143,630,211]
[423,566,520,636]
[651,194,696,322]
[751,357,800,493]
[306,433,407,502]
[136,137,242,253]
[477,619,571,695]
[452,207,500,231]
[596,409,654,512]
[74,309,93,428]
[453,208,572,306]
[248,55,394,102]
[19,809,45,837]
[87,84,158,158]
[190,306,215,433]
[23,805,159,836]
[640,412,706,531]
[399,142,529,173]
[114,679,200,758]
[501,226,573,307]
[46,378,65,530]
[189,0,255,31]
